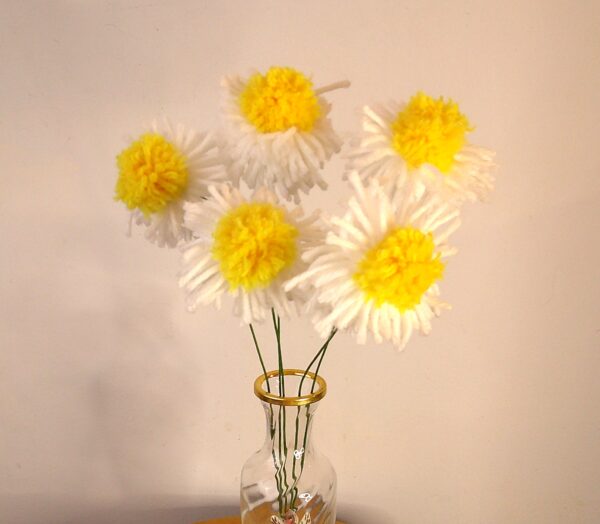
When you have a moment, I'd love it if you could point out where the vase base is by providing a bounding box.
[194,518,345,524]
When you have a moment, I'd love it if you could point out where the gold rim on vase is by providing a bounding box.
[254,369,327,407]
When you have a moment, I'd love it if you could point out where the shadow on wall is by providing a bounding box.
[0,495,237,524]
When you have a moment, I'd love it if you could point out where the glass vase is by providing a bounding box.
[241,369,337,524]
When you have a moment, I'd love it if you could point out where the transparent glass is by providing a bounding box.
[240,371,336,524]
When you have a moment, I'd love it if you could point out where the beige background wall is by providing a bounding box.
[1,1,599,523]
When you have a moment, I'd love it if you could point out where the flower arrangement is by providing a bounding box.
[113,65,496,522]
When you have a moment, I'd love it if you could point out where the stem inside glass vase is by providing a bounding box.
[241,369,335,523]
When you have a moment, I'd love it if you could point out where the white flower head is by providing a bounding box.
[347,92,496,205]
[221,66,350,203]
[115,120,229,248]
[180,183,323,324]
[287,173,461,349]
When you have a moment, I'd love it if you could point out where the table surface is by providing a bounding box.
[196,518,344,523]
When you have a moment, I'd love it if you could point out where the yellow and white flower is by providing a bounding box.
[348,92,496,204]
[287,174,460,349]
[115,121,228,248]
[179,184,322,324]
[221,66,349,203]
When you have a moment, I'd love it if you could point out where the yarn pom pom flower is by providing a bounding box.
[179,184,322,324]
[287,174,460,349]
[114,121,228,248]
[348,91,496,205]
[221,66,350,203]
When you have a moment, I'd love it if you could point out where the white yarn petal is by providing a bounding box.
[123,120,229,248]
[179,183,325,324]
[288,174,459,349]
[220,73,348,203]
[347,103,497,206]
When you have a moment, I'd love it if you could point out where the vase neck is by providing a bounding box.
[262,401,318,453]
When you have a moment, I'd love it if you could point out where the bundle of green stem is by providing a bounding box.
[249,308,337,515]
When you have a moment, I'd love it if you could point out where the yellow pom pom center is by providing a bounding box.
[239,66,321,133]
[391,92,472,173]
[115,133,188,215]
[212,203,299,291]
[353,227,444,312]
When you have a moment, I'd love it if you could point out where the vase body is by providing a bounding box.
[241,369,336,524]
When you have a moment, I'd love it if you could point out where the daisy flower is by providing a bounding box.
[221,66,350,203]
[286,173,460,349]
[114,121,228,248]
[179,184,322,324]
[348,91,496,205]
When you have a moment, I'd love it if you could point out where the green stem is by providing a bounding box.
[272,308,285,396]
[249,323,270,393]
[310,329,336,393]
[249,324,283,513]
[271,308,290,512]
[297,328,338,396]
[298,330,337,482]
[277,405,284,513]
[290,328,338,508]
